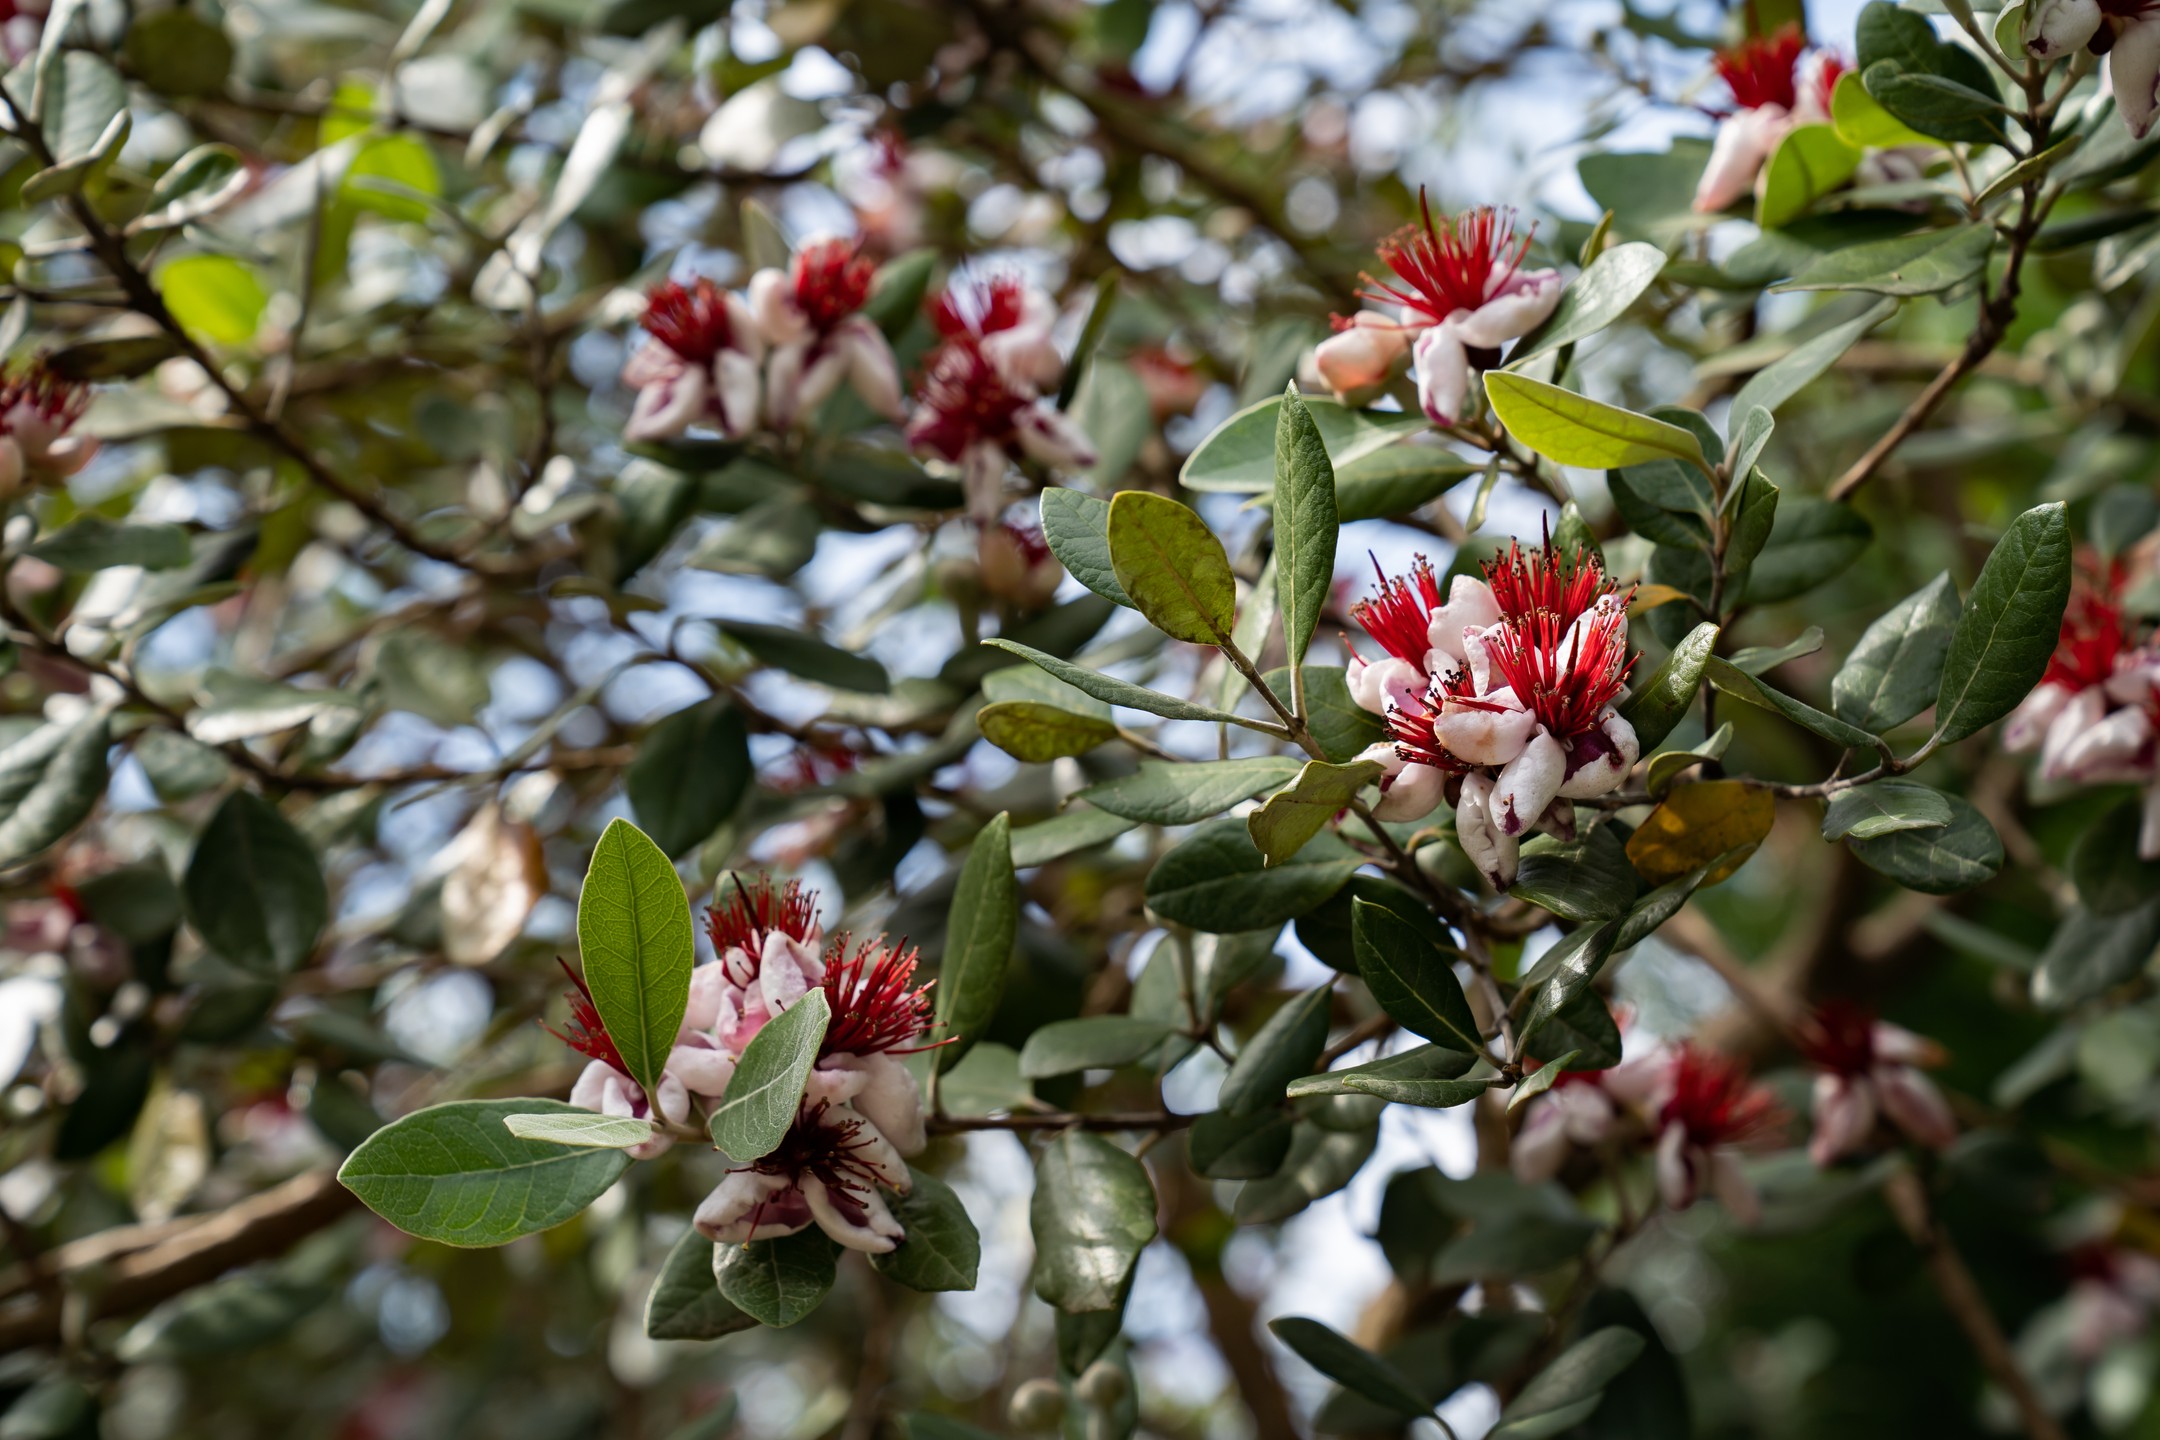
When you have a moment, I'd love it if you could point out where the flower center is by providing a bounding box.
[1661,1044,1782,1147]
[1713,25,1808,111]
[790,238,877,334]
[1351,554,1446,669]
[1358,195,1532,327]
[906,340,1030,458]
[2045,574,2131,692]
[1798,999,1878,1075]
[929,274,1029,340]
[818,935,949,1057]
[543,958,630,1078]
[0,361,90,435]
[642,279,735,364]
[706,875,821,983]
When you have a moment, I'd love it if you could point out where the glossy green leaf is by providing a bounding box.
[338,1098,632,1247]
[1507,1051,1583,1112]
[718,620,889,694]
[25,516,192,572]
[1830,68,1934,148]
[1512,825,1639,922]
[644,1229,756,1341]
[1757,124,1862,229]
[1273,385,1339,667]
[1182,395,1424,493]
[1038,487,1134,607]
[709,989,828,1160]
[1776,225,1994,295]
[576,818,694,1095]
[1331,446,1483,520]
[1832,572,1962,731]
[1847,793,2003,893]
[1079,757,1304,825]
[716,1228,839,1327]
[1934,503,2073,743]
[1105,491,1237,645]
[157,254,267,346]
[983,640,1259,728]
[1285,1043,1477,1099]
[1351,900,1482,1054]
[184,789,326,976]
[503,1113,656,1148]
[1260,665,1388,762]
[1247,759,1381,865]
[1490,1327,1647,1439]
[1150,816,1361,932]
[1019,1016,1178,1079]
[977,700,1120,762]
[872,1168,982,1292]
[1269,1316,1433,1421]
[1008,806,1136,867]
[1235,1119,1379,1223]
[1707,656,1883,751]
[1620,622,1718,751]
[1731,296,1892,433]
[627,700,751,857]
[1188,1107,1297,1179]
[1517,919,1625,1047]
[935,813,1017,1071]
[2070,799,2160,916]
[1743,499,1874,605]
[1821,782,1954,841]
[1218,984,1334,1114]
[2032,900,2160,1009]
[1031,1132,1159,1312]
[1509,242,1668,367]
[1484,372,1709,473]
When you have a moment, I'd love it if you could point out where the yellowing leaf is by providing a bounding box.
[1624,780,1774,885]
[1483,372,1709,474]
[156,254,267,346]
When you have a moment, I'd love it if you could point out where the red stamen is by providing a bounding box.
[1797,999,1878,1075]
[1352,193,1533,328]
[907,338,1029,460]
[741,1099,891,1206]
[1351,554,1446,669]
[2045,563,2131,692]
[819,934,952,1057]
[928,274,1029,341]
[642,279,735,364]
[706,875,821,984]
[1714,24,1808,111]
[790,238,877,333]
[1662,1043,1784,1148]
[0,359,90,434]
[542,958,629,1077]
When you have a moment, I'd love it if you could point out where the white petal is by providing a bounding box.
[1693,105,1792,213]
[624,366,709,443]
[748,269,810,348]
[726,291,765,362]
[570,1061,618,1112]
[714,350,763,438]
[1428,577,1501,661]
[621,338,686,389]
[1492,730,1567,837]
[684,963,729,1033]
[669,1041,736,1098]
[1312,313,1411,403]
[1434,694,1537,767]
[803,1175,904,1253]
[1655,1122,1695,1209]
[1455,772,1520,889]
[2058,705,2153,782]
[2038,686,2106,778]
[694,1169,808,1243]
[838,318,905,419]
[1372,761,1448,822]
[1708,1148,1761,1225]
[2111,19,2160,139]
[1510,1105,1573,1183]
[1808,1073,1876,1166]
[1014,403,1097,471]
[1557,710,1640,799]
[1876,1066,1958,1149]
[1411,322,1472,427]
[2002,680,2070,753]
[2142,782,2160,861]
[1457,269,1563,347]
[1347,655,1425,716]
[0,438,23,495]
[838,1052,926,1156]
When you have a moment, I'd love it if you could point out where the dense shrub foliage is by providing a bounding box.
[1,0,2159,1434]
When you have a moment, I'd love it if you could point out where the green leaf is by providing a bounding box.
[45,334,182,381]
[1832,572,1963,731]
[709,989,829,1160]
[1831,68,1934,148]
[2032,900,2160,1009]
[1731,630,1826,678]
[1512,826,1639,922]
[1268,1316,1434,1421]
[1620,622,1718,751]
[183,790,326,976]
[627,700,751,857]
[116,1267,331,1361]
[1105,491,1237,645]
[25,516,192,571]
[1863,60,2006,146]
[1706,656,1884,751]
[1934,503,2073,743]
[1260,666,1387,762]
[1822,782,1954,841]
[576,819,695,1095]
[1351,900,1482,1054]
[1019,1016,1178,1079]
[717,620,888,694]
[1508,1051,1583,1112]
[1775,225,1994,295]
[1273,385,1339,667]
[1757,124,1862,229]
[1235,1120,1379,1223]
[935,813,1017,1071]
[983,640,1260,729]
[978,701,1120,762]
[2070,799,2160,917]
[1286,1043,1477,1099]
[1188,1107,1297,1179]
[716,1228,839,1327]
[1847,793,2003,893]
[872,1167,982,1292]
[1855,2,2007,140]
[338,1098,632,1247]
[1490,1327,1647,1439]
[1182,395,1424,493]
[1009,806,1135,868]
[1038,487,1133,607]
[1060,270,1121,409]
[0,713,109,868]
[1079,757,1304,825]
[1532,990,1623,1070]
[1646,723,1734,798]
[1578,141,1716,249]
[156,254,267,346]
[41,51,126,165]
[1484,372,1709,473]
[502,1113,656,1148]
[1518,920,1625,1047]
[1218,985,1334,1114]
[1508,242,1669,367]
[644,1229,756,1341]
[343,133,442,222]
[1145,817,1362,932]
[1331,447,1483,521]
[1247,759,1381,865]
[1743,499,1874,605]
[1031,1132,1159,1312]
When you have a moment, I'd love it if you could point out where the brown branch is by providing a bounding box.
[0,1169,358,1354]
[1883,1167,2068,1440]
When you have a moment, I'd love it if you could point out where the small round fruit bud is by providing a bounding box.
[1007,1378,1065,1429]
[1075,1360,1129,1408]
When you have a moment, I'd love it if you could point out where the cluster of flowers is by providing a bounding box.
[1513,1004,1954,1221]
[1693,26,1845,213]
[1345,536,1640,889]
[905,274,1096,518]
[2003,561,2160,858]
[0,360,95,494]
[2028,0,2160,138]
[1311,197,1562,428]
[621,250,1094,523]
[553,876,940,1253]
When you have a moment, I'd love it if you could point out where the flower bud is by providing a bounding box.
[2026,0,2101,59]
[1007,1378,1065,1429]
[1074,1360,1130,1408]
